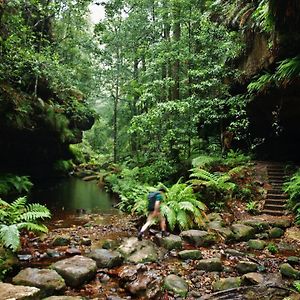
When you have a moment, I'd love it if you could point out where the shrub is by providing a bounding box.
[0,174,33,196]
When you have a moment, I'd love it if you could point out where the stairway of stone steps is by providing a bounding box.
[261,163,289,216]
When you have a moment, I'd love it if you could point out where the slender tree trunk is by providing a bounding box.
[172,1,181,101]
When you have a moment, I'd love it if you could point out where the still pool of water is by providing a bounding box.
[30,177,118,218]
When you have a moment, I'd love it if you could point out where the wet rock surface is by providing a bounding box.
[0,282,41,300]
[5,211,300,300]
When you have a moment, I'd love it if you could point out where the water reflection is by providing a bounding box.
[30,177,117,216]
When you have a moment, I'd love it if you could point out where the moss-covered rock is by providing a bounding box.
[164,274,188,297]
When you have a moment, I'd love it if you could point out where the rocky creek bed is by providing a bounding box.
[3,212,300,300]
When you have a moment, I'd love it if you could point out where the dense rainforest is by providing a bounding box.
[1,0,300,299]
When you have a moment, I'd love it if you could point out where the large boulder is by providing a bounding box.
[12,268,65,296]
[51,255,97,287]
[180,230,217,247]
[118,237,159,263]
[208,222,235,242]
[241,220,269,232]
[87,249,123,268]
[247,239,266,250]
[0,282,40,300]
[268,227,284,238]
[231,224,255,241]
[164,274,188,297]
[155,234,182,250]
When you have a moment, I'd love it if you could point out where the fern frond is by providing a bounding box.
[10,196,27,211]
[161,204,177,231]
[16,222,48,233]
[0,224,20,251]
[176,210,190,230]
[178,201,196,213]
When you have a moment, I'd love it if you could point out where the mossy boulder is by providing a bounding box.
[280,263,300,279]
[231,224,255,241]
[268,227,284,238]
[155,234,182,250]
[196,258,223,272]
[164,274,188,297]
[178,250,202,260]
[213,277,241,291]
[236,261,258,274]
[180,230,217,247]
[247,239,266,250]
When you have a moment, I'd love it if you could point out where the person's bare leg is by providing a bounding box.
[138,213,154,240]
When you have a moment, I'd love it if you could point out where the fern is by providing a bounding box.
[0,225,20,251]
[0,197,51,251]
[160,181,206,231]
[275,55,300,82]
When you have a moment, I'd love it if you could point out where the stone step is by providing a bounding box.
[267,189,286,195]
[265,200,287,207]
[261,209,285,216]
[268,175,286,181]
[264,204,285,211]
[265,199,287,205]
[266,193,288,199]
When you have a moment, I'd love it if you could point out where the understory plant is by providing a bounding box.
[284,170,300,224]
[0,174,33,196]
[0,197,51,251]
[105,167,150,213]
[160,181,207,231]
[189,168,236,210]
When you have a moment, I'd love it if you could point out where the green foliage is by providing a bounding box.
[251,0,274,32]
[267,242,278,254]
[0,174,33,196]
[247,73,274,94]
[0,197,51,251]
[160,181,207,231]
[53,160,74,174]
[105,167,151,214]
[293,280,300,293]
[284,170,300,224]
[275,55,300,82]
[245,201,258,214]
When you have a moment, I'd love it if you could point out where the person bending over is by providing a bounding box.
[138,187,169,240]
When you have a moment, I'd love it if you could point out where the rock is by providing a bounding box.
[118,265,139,281]
[231,224,255,241]
[52,236,71,247]
[280,263,300,279]
[0,282,40,299]
[287,256,300,265]
[47,249,61,258]
[241,220,269,232]
[180,230,217,247]
[196,258,223,272]
[242,272,264,285]
[236,261,258,274]
[17,254,32,261]
[125,272,159,295]
[247,239,266,250]
[255,233,269,240]
[12,268,65,295]
[80,237,91,246]
[207,222,235,242]
[178,250,202,260]
[268,219,292,229]
[65,248,81,256]
[155,233,182,250]
[213,276,241,291]
[164,274,188,297]
[284,293,300,300]
[224,249,247,257]
[102,239,120,250]
[118,237,159,263]
[286,227,300,242]
[268,227,284,238]
[51,255,97,287]
[207,213,223,222]
[278,242,298,252]
[87,249,123,268]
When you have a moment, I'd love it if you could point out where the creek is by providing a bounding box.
[29,177,119,221]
